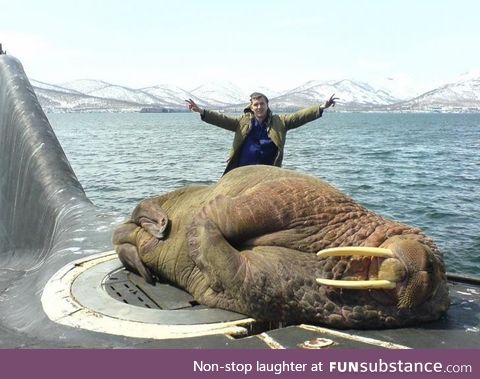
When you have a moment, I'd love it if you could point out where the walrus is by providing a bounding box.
[113,165,449,329]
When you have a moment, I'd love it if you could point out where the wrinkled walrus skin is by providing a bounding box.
[113,166,449,329]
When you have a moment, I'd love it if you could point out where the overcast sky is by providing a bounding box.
[1,0,479,93]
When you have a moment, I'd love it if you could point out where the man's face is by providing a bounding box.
[250,97,268,120]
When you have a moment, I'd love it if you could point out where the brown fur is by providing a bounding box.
[113,166,449,329]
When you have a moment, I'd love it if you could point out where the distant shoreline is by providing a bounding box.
[44,109,480,114]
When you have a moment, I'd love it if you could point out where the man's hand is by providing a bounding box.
[324,94,339,109]
[185,98,203,114]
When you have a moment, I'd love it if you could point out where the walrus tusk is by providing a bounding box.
[316,278,397,290]
[317,246,394,259]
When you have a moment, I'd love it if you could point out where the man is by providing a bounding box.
[185,92,337,175]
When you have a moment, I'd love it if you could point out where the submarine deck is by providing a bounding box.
[33,251,480,349]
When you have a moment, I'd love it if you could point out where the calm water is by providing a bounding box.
[49,112,480,276]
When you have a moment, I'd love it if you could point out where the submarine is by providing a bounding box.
[0,53,479,349]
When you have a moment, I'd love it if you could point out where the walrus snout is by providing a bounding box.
[380,236,447,309]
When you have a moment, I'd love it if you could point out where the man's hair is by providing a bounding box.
[250,92,269,104]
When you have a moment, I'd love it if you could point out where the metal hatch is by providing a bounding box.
[42,251,256,339]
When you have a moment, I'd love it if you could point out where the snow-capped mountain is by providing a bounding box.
[368,75,427,100]
[384,76,480,112]
[270,79,400,110]
[60,79,167,107]
[30,75,480,113]
[141,84,201,108]
[30,79,82,94]
[189,81,248,107]
[33,86,142,113]
[60,79,113,94]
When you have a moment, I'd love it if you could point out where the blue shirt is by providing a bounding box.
[237,118,278,167]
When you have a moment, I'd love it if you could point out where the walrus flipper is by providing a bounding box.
[112,222,155,284]
[194,192,294,247]
[187,208,243,293]
[117,242,155,284]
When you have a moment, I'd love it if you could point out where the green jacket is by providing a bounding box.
[201,105,324,174]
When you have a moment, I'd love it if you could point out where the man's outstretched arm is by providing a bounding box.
[185,98,239,132]
[284,94,338,130]
[185,98,205,116]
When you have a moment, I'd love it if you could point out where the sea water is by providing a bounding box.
[49,112,480,275]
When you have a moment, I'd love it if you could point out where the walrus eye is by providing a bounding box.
[424,257,434,274]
